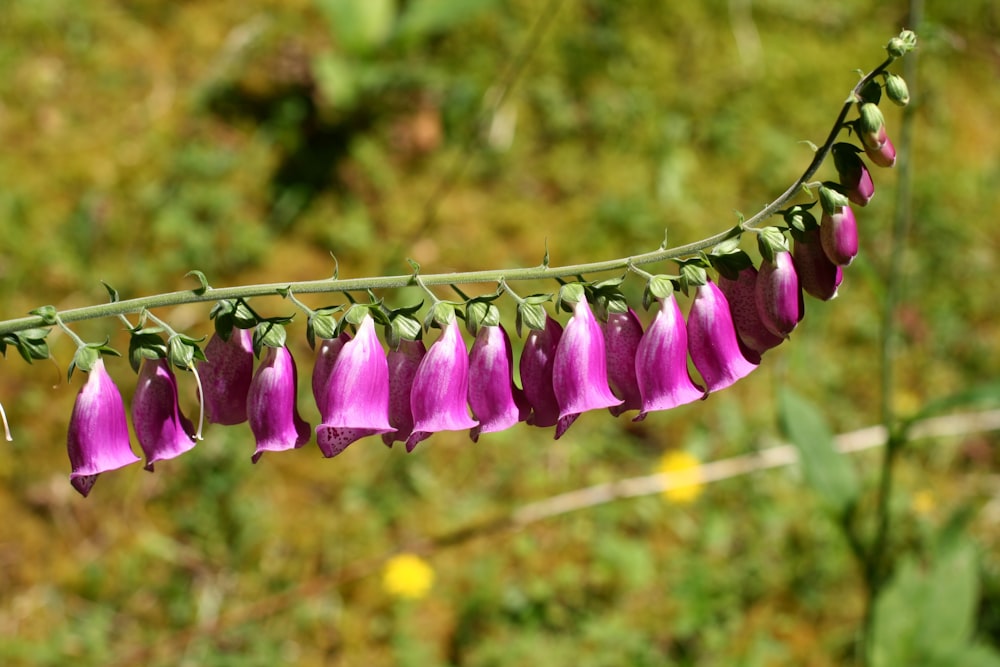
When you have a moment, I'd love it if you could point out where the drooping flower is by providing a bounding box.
[132,357,196,471]
[67,358,140,497]
[315,315,393,458]
[634,294,706,421]
[717,267,784,362]
[247,345,311,463]
[311,331,350,419]
[833,142,874,206]
[383,338,426,447]
[820,203,859,266]
[865,132,896,168]
[687,280,759,393]
[604,308,643,416]
[468,324,528,441]
[519,315,563,428]
[198,328,254,425]
[793,226,843,301]
[552,297,622,439]
[755,250,804,338]
[406,320,478,451]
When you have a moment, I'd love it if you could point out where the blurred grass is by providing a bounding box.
[1,0,999,665]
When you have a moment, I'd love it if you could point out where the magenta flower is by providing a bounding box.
[833,143,874,206]
[717,267,784,361]
[604,309,643,416]
[406,320,478,452]
[311,331,350,420]
[552,298,622,439]
[132,358,196,471]
[247,345,311,463]
[793,226,843,301]
[67,358,140,497]
[468,324,528,441]
[383,338,426,447]
[634,294,706,421]
[755,250,804,339]
[315,316,392,458]
[519,315,563,428]
[687,280,759,393]
[820,203,859,266]
[199,329,254,425]
[865,132,896,168]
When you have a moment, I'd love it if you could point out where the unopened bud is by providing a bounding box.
[858,103,886,150]
[886,30,917,58]
[885,73,910,106]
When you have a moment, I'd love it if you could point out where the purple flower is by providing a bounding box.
[132,358,196,471]
[634,295,706,421]
[468,324,528,441]
[406,320,478,452]
[717,267,784,361]
[755,250,804,338]
[864,132,896,168]
[604,309,643,416]
[67,358,140,497]
[833,143,874,207]
[687,281,759,393]
[247,345,311,463]
[793,226,843,301]
[199,329,254,425]
[552,298,622,439]
[311,331,350,419]
[383,339,426,447]
[315,315,393,458]
[820,203,859,266]
[519,315,563,428]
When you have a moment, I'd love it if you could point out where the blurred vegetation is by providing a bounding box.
[1,0,999,665]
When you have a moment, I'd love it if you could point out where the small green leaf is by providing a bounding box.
[518,302,548,335]
[102,281,120,302]
[186,270,209,296]
[30,305,58,326]
[253,321,287,355]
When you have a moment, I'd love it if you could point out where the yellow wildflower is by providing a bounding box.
[382,553,435,600]
[911,489,936,516]
[657,450,703,503]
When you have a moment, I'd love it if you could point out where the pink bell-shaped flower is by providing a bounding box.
[755,250,804,339]
[315,315,393,458]
[865,132,896,168]
[820,203,859,266]
[468,323,528,441]
[519,315,563,428]
[833,143,874,206]
[199,329,254,425]
[687,280,759,393]
[132,357,196,471]
[311,331,350,419]
[552,297,622,439]
[718,267,784,362]
[67,358,140,497]
[406,320,478,451]
[793,226,843,301]
[247,345,311,463]
[604,308,643,416]
[634,294,706,421]
[383,338,426,447]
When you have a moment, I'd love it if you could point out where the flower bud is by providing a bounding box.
[820,203,859,266]
[687,281,758,393]
[132,358,196,471]
[382,338,426,447]
[885,73,909,106]
[755,250,804,338]
[717,267,784,361]
[67,359,140,497]
[315,315,393,458]
[406,320,478,451]
[865,133,896,168]
[519,315,563,429]
[552,297,622,438]
[199,329,254,425]
[832,143,874,206]
[468,323,528,441]
[247,346,311,463]
[886,30,917,58]
[793,226,843,301]
[858,103,886,151]
[634,294,706,421]
[603,308,643,417]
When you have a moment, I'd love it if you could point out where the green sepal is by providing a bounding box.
[708,239,753,281]
[102,281,120,302]
[386,311,422,349]
[68,341,121,381]
[784,206,819,242]
[2,329,52,364]
[168,334,206,371]
[859,79,882,105]
[210,299,259,341]
[465,300,501,336]
[886,30,917,59]
[307,307,341,349]
[423,302,456,331]
[186,270,209,296]
[643,275,676,310]
[128,328,168,373]
[677,260,708,295]
[516,302,548,337]
[557,283,586,312]
[756,226,789,263]
[253,321,288,356]
[819,183,850,215]
[29,305,58,326]
[588,281,628,320]
[858,102,885,146]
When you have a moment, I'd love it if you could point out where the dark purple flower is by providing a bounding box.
[634,295,706,421]
[755,250,804,338]
[383,338,426,447]
[67,359,140,497]
[406,320,478,451]
[687,281,759,393]
[793,226,843,301]
[199,329,254,425]
[717,267,784,361]
[604,309,643,416]
[468,324,528,441]
[132,358,196,471]
[833,143,875,206]
[552,298,622,439]
[315,315,393,458]
[519,315,563,428]
[820,203,859,266]
[247,346,311,463]
[311,331,350,420]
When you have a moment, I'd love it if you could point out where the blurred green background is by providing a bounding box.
[1,1,998,665]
